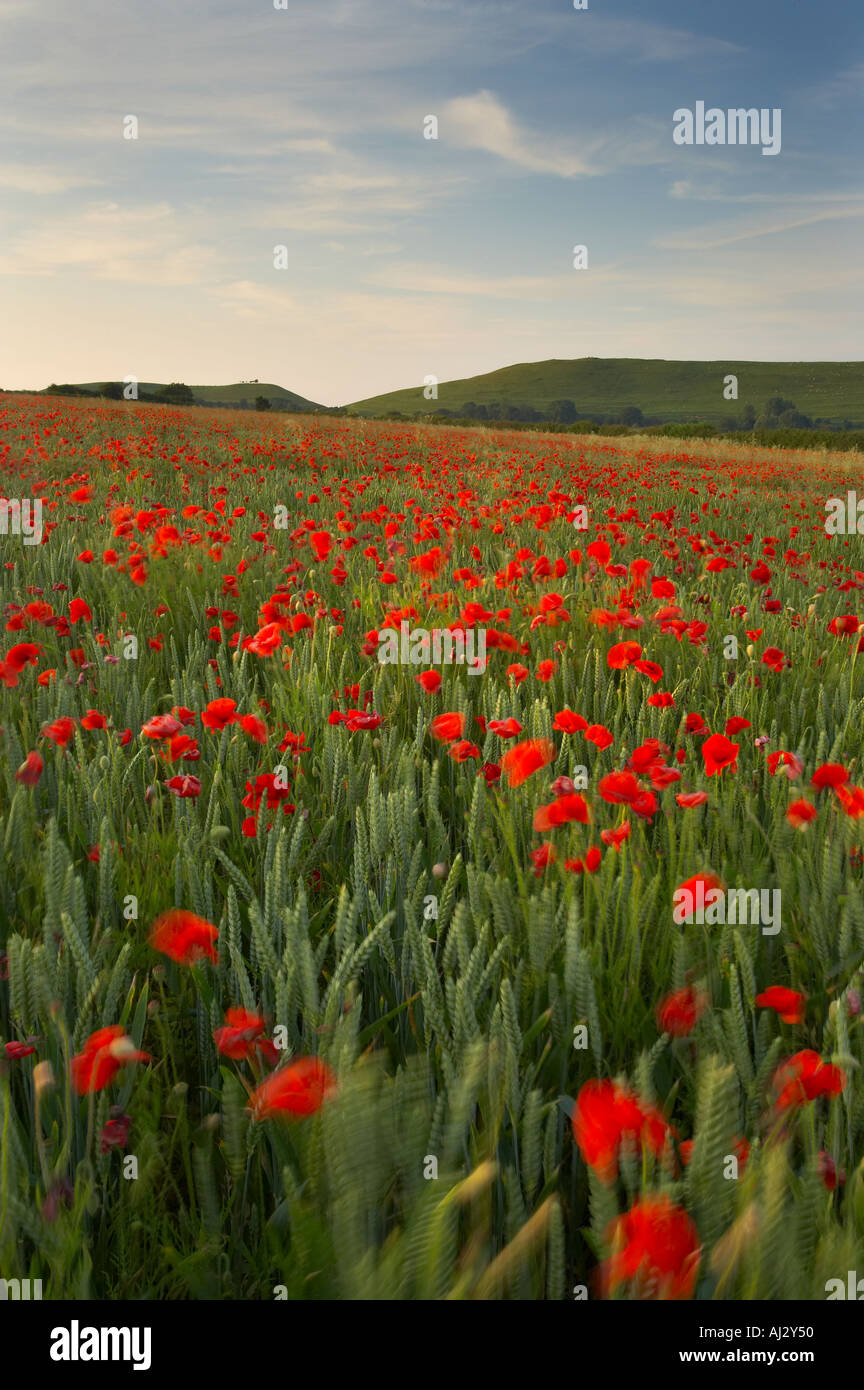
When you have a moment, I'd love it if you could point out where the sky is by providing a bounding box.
[0,0,862,406]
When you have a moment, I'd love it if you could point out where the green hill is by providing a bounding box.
[346,358,864,427]
[67,381,325,411]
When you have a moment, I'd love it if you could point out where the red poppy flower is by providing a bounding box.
[607,641,642,669]
[4,642,42,672]
[500,737,556,788]
[415,670,441,693]
[553,709,588,735]
[701,733,739,776]
[584,724,614,750]
[238,714,268,743]
[533,793,590,831]
[767,751,804,779]
[633,660,663,683]
[601,821,631,851]
[5,1040,37,1059]
[786,799,817,829]
[15,751,44,786]
[448,739,480,762]
[164,774,201,798]
[676,791,708,809]
[141,714,183,740]
[598,771,640,805]
[772,1051,846,1111]
[43,716,77,748]
[214,1008,279,1065]
[811,763,848,790]
[835,784,864,818]
[761,647,788,672]
[656,985,707,1037]
[755,986,805,1025]
[725,717,751,737]
[599,1197,700,1300]
[70,1025,150,1094]
[201,698,238,732]
[148,909,219,966]
[68,598,92,624]
[572,1080,674,1185]
[429,712,465,743]
[248,1057,336,1119]
[488,717,523,740]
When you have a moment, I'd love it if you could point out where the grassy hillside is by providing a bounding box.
[347,358,864,426]
[72,381,325,411]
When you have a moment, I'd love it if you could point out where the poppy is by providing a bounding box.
[599,1197,701,1300]
[448,739,480,762]
[786,799,817,829]
[429,712,465,744]
[415,670,441,693]
[43,716,77,748]
[533,793,590,831]
[214,1008,278,1065]
[656,985,707,1037]
[500,738,556,788]
[164,775,201,798]
[772,1051,846,1111]
[15,751,44,786]
[701,733,739,776]
[201,698,238,732]
[607,641,642,669]
[148,909,219,966]
[488,717,523,740]
[70,1026,150,1095]
[553,709,588,735]
[755,986,805,1024]
[811,763,848,790]
[676,791,708,809]
[248,1057,336,1119]
[141,714,183,740]
[572,1079,674,1185]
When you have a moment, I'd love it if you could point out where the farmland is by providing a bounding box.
[2,394,864,1300]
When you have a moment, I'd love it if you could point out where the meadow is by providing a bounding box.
[1,394,864,1300]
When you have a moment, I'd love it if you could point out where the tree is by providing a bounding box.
[163,382,195,405]
[101,382,123,400]
[550,399,577,423]
[619,405,643,426]
[255,395,271,412]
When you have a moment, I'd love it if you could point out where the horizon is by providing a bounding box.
[7,352,864,415]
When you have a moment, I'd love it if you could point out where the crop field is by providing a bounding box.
[2,393,864,1302]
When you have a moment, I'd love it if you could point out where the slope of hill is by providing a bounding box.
[346,358,864,426]
[69,382,326,411]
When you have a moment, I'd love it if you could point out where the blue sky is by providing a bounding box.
[0,0,861,405]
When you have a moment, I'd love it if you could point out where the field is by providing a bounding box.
[2,393,864,1301]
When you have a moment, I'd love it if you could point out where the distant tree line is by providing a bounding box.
[363,393,858,434]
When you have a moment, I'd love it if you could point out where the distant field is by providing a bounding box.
[348,357,864,425]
